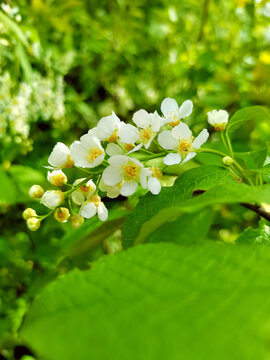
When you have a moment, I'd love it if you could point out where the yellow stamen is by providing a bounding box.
[139,127,154,143]
[65,155,74,168]
[151,167,163,179]
[86,147,103,163]
[123,162,141,180]
[88,194,101,206]
[108,129,118,143]
[124,143,134,151]
[169,120,181,127]
[178,139,193,154]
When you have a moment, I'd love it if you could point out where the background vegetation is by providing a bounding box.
[1,0,270,359]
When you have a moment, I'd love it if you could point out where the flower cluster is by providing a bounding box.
[23,98,229,231]
[0,72,65,153]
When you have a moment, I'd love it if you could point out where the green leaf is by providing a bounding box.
[147,207,214,244]
[0,168,17,205]
[226,106,270,136]
[8,165,45,203]
[261,164,270,183]
[125,178,270,247]
[122,166,229,248]
[237,219,270,246]
[21,243,270,360]
[235,147,268,169]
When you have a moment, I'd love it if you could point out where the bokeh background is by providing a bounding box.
[1,0,270,357]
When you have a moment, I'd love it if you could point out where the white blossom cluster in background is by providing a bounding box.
[0,71,65,152]
[23,98,229,231]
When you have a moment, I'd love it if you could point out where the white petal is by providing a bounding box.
[128,143,143,154]
[161,98,178,117]
[158,130,178,150]
[163,153,182,165]
[181,152,196,164]
[80,202,97,219]
[88,152,105,168]
[148,177,161,195]
[150,111,163,132]
[70,141,90,168]
[108,154,129,166]
[97,113,120,140]
[178,100,193,118]
[118,124,139,144]
[172,122,192,140]
[80,134,102,149]
[97,203,108,221]
[139,168,149,189]
[48,142,69,168]
[192,129,209,149]
[102,166,123,186]
[106,143,124,156]
[120,181,138,196]
[87,127,100,139]
[132,109,150,129]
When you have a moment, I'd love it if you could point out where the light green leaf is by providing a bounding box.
[237,219,270,246]
[123,166,229,248]
[235,147,268,169]
[21,243,270,360]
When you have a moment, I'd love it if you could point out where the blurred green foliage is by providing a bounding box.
[1,0,270,358]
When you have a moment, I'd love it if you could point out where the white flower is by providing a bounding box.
[102,155,160,196]
[71,178,96,205]
[41,190,64,209]
[29,185,44,199]
[131,109,164,150]
[207,110,229,131]
[96,112,123,142]
[99,180,121,199]
[161,98,193,126]
[47,170,67,186]
[118,124,139,151]
[158,122,209,165]
[80,195,108,221]
[70,135,105,168]
[48,142,74,169]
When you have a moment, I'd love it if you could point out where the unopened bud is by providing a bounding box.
[41,190,64,209]
[27,217,40,231]
[23,208,37,220]
[54,207,70,223]
[222,156,234,166]
[70,214,84,229]
[29,185,44,199]
[47,169,67,187]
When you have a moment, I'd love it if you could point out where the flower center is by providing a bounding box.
[64,155,74,168]
[108,129,118,143]
[88,194,101,206]
[123,162,141,180]
[139,127,154,143]
[80,184,91,193]
[124,143,134,151]
[52,173,66,186]
[178,139,193,154]
[151,167,162,179]
[87,147,103,163]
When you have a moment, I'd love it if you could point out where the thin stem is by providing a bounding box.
[225,131,233,157]
[196,148,227,157]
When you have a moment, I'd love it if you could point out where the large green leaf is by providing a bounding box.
[226,106,270,136]
[122,166,229,248]
[147,207,214,244]
[21,243,270,360]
